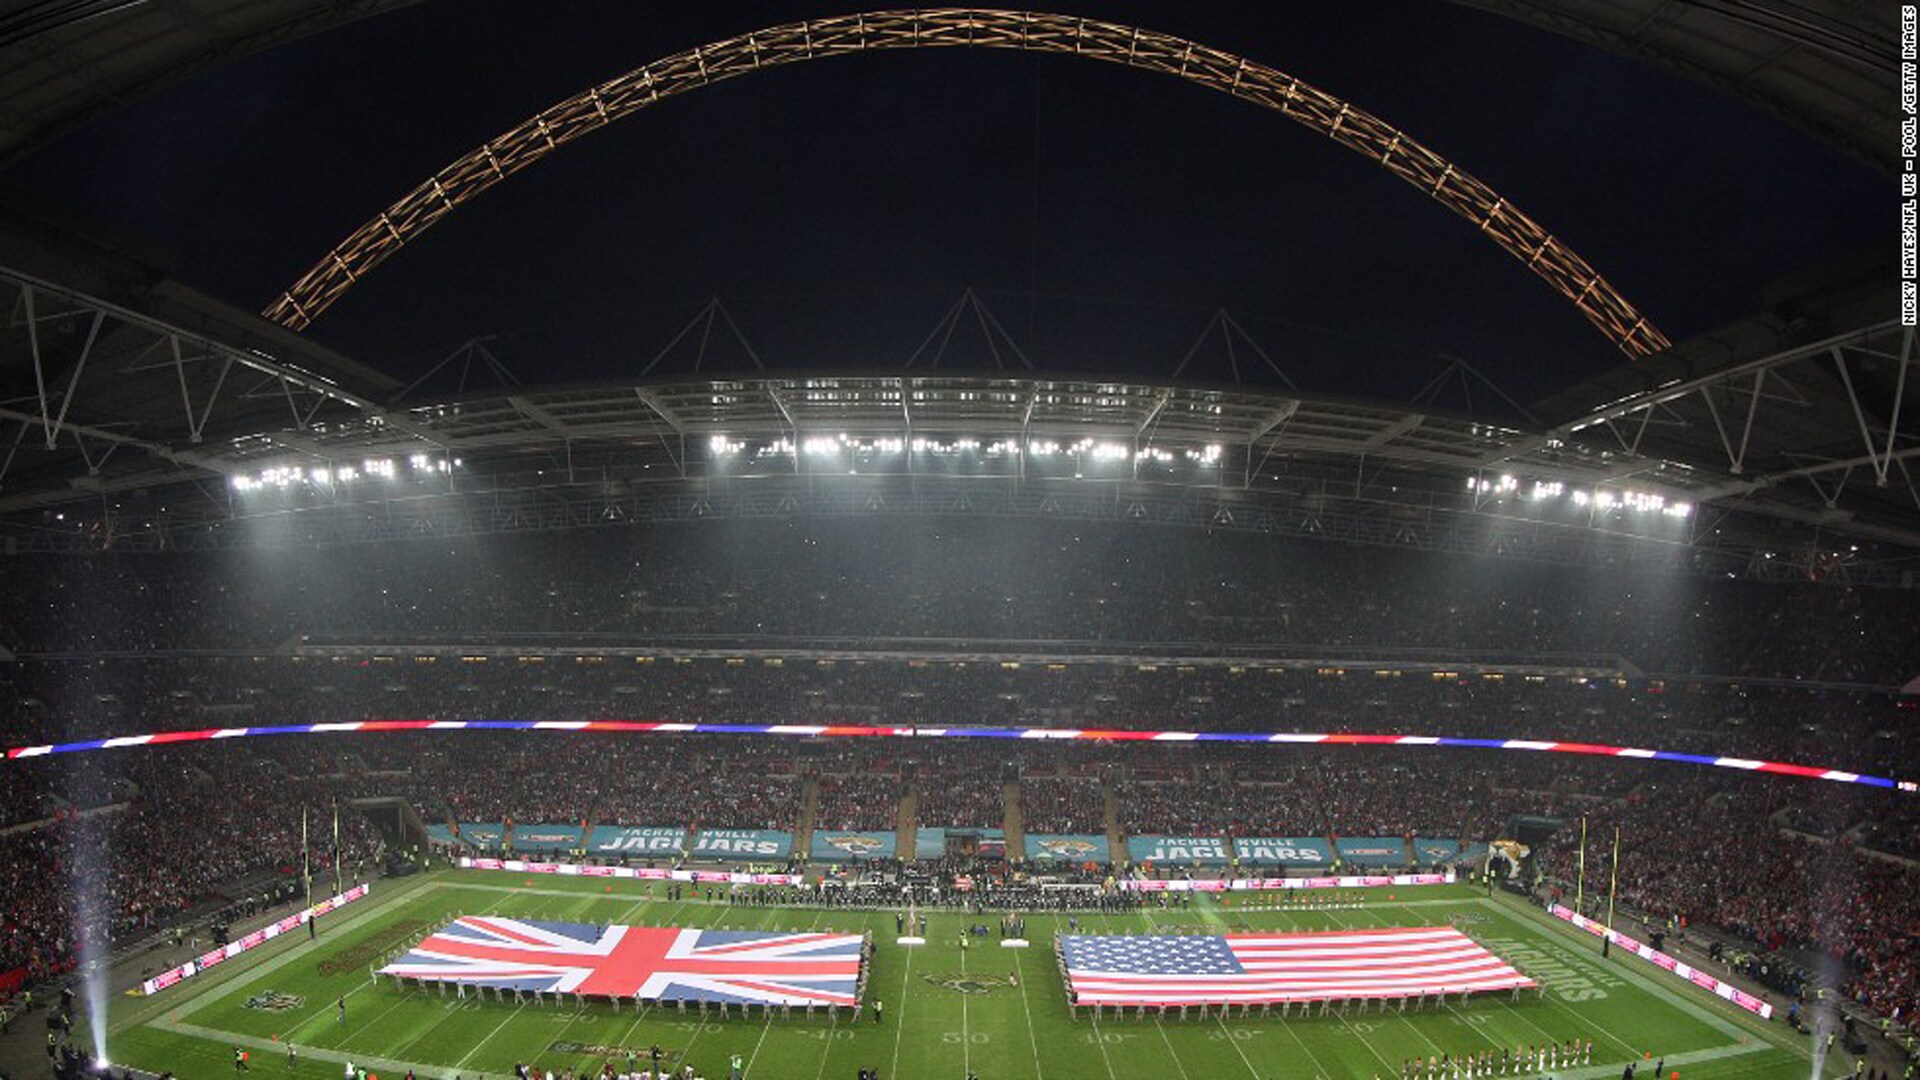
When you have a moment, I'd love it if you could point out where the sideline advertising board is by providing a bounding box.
[1549,904,1773,1018]
[140,884,372,995]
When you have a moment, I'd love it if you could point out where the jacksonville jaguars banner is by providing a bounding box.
[1412,837,1461,864]
[688,828,793,860]
[1335,837,1408,867]
[809,830,897,862]
[1126,835,1231,865]
[1024,833,1111,863]
[512,823,584,852]
[424,824,456,846]
[1232,836,1333,867]
[587,825,688,855]
[456,822,507,849]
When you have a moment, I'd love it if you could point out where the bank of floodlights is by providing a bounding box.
[231,454,455,493]
[1470,474,1691,518]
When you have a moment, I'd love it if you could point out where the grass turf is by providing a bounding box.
[99,870,1836,1080]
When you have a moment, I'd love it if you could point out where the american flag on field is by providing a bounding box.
[378,917,864,1006]
[1061,926,1534,1006]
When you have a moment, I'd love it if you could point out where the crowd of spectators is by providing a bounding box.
[811,772,901,833]
[1541,774,1919,1026]
[0,519,1915,1026]
[0,745,379,987]
[1018,772,1108,834]
[909,750,1010,829]
[0,721,1913,1026]
[5,656,1914,782]
[3,520,1914,684]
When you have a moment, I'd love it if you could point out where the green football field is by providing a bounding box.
[100,870,1837,1079]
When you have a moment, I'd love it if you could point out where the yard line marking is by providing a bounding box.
[305,881,529,1054]
[1352,895,1625,1063]
[1138,905,1259,1080]
[452,997,530,1073]
[737,901,808,1079]
[1152,1016,1191,1080]
[392,884,625,1062]
[1212,1012,1264,1078]
[603,897,694,1073]
[1011,928,1047,1080]
[809,907,872,1080]
[960,919,972,1080]
[887,918,914,1080]
[499,884,669,1067]
[1086,1011,1121,1080]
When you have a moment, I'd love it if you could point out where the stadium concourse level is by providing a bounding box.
[4,654,1914,778]
[0,520,1915,684]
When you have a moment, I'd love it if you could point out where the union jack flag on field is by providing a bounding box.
[378,917,864,1006]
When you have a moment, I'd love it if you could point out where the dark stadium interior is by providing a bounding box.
[0,3,1914,1080]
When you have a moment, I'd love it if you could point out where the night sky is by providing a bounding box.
[0,1,1894,407]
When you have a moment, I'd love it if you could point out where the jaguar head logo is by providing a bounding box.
[243,989,305,1012]
[923,973,1015,995]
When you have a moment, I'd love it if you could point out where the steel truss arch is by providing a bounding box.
[263,8,1671,358]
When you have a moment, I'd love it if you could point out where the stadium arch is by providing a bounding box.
[263,8,1671,358]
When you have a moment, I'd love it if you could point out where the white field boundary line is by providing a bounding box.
[288,878,538,1049]
[1492,890,1821,1065]
[280,882,528,1054]
[109,872,439,1035]
[1300,897,1536,1074]
[151,1017,515,1080]
[1339,899,1644,1063]
[127,874,674,1074]
[1548,1041,1775,1080]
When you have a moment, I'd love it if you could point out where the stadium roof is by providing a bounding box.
[0,0,419,170]
[1452,0,1900,174]
[0,249,1909,576]
[0,3,1905,574]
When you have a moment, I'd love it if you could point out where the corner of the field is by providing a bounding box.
[111,868,442,1037]
[1481,888,1820,1065]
